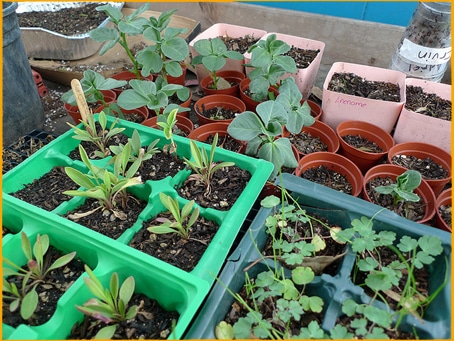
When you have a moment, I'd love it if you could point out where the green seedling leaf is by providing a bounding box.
[299,295,324,313]
[21,288,38,320]
[311,234,326,251]
[397,235,418,252]
[418,235,443,256]
[292,266,314,285]
[94,325,117,340]
[215,321,235,340]
[342,299,358,317]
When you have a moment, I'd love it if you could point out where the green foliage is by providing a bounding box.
[116,77,190,116]
[184,133,235,195]
[3,232,76,320]
[90,3,151,78]
[76,265,137,339]
[155,107,180,154]
[147,192,200,239]
[246,33,297,102]
[192,37,244,89]
[63,143,142,219]
[374,169,422,205]
[109,129,160,163]
[136,9,189,82]
[227,100,298,180]
[61,70,127,119]
[68,111,126,159]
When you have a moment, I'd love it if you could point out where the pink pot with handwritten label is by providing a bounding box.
[320,62,406,133]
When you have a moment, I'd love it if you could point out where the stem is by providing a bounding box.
[119,32,141,79]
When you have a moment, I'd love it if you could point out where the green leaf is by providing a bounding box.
[342,299,358,317]
[418,235,443,256]
[282,278,299,300]
[397,235,418,253]
[46,251,76,275]
[260,195,281,208]
[119,276,135,306]
[357,257,379,272]
[21,288,38,320]
[292,266,314,285]
[363,305,392,328]
[215,321,235,339]
[227,111,264,141]
[365,272,393,291]
[299,295,324,313]
[330,324,354,339]
[94,325,117,340]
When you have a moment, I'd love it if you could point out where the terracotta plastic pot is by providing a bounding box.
[393,78,451,155]
[307,99,323,120]
[188,122,246,153]
[336,120,395,174]
[194,94,246,126]
[239,78,279,112]
[294,151,363,197]
[387,142,452,197]
[142,115,194,136]
[321,62,406,133]
[285,120,340,157]
[94,101,149,124]
[64,90,117,124]
[199,70,246,97]
[435,188,451,232]
[362,164,436,224]
[110,70,154,97]
[189,23,267,81]
[166,63,187,85]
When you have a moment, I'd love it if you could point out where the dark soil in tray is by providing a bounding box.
[69,293,179,340]
[365,177,427,221]
[404,85,452,121]
[129,215,219,272]
[328,72,401,102]
[139,151,187,182]
[390,154,449,180]
[342,135,383,153]
[177,164,251,211]
[203,134,244,153]
[9,166,79,211]
[64,196,148,240]
[17,3,108,36]
[299,165,353,195]
[3,246,84,328]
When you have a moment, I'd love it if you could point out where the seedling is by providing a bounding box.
[148,192,200,239]
[228,100,298,180]
[64,144,142,220]
[68,111,126,159]
[374,169,422,205]
[109,129,160,164]
[246,33,297,102]
[156,107,179,154]
[76,265,138,339]
[136,9,189,82]
[192,37,244,89]
[90,3,151,79]
[3,232,76,320]
[184,133,235,196]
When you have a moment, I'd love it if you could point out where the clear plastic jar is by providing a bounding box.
[390,2,451,82]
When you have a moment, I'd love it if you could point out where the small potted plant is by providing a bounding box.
[191,37,245,96]
[189,22,267,80]
[194,94,246,125]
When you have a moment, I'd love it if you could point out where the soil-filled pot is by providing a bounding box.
[239,78,279,112]
[336,120,395,173]
[142,114,194,136]
[189,23,267,81]
[321,62,406,133]
[3,2,45,146]
[435,188,451,232]
[199,70,246,97]
[245,32,325,99]
[362,164,436,224]
[286,120,340,157]
[194,94,246,126]
[64,89,117,124]
[187,122,246,153]
[295,151,363,197]
[184,173,451,339]
[387,141,452,197]
[392,78,451,154]
[94,101,149,124]
[110,70,154,97]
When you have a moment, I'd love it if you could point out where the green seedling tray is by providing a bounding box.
[184,173,451,339]
[2,200,209,340]
[3,116,273,300]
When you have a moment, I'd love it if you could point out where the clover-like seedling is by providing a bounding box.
[192,37,244,90]
[3,232,76,320]
[148,192,199,239]
[184,133,235,196]
[76,265,137,339]
[374,169,422,205]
